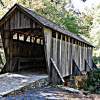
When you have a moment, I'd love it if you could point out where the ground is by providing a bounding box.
[0,72,48,96]
[0,72,100,100]
[1,86,100,100]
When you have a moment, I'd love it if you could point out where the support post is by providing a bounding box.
[43,27,52,83]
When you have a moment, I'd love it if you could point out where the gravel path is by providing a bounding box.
[1,86,100,100]
[0,73,47,96]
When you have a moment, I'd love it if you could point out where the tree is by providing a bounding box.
[0,0,4,6]
[89,5,100,65]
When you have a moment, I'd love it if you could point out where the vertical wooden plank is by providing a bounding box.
[0,30,6,66]
[87,46,89,64]
[65,36,67,76]
[72,39,76,73]
[11,13,17,29]
[9,32,13,72]
[21,12,24,28]
[44,28,52,66]
[78,41,81,69]
[70,38,73,75]
[43,27,52,82]
[30,36,32,43]
[55,33,58,65]
[90,47,93,68]
[17,33,19,57]
[66,37,69,76]
[87,46,91,68]
[52,33,57,83]
[69,38,71,74]
[82,43,85,71]
[76,41,78,65]
[5,20,9,30]
[83,43,85,71]
[19,11,21,27]
[10,13,15,29]
[17,11,20,28]
[77,41,79,68]
[61,35,65,77]
[68,37,71,75]
[85,44,88,70]
[52,33,57,64]
[74,40,76,65]
[85,44,87,63]
[55,33,58,82]
[3,31,13,72]
[80,42,82,71]
[3,31,10,71]
[3,19,14,72]
[57,34,60,72]
[81,43,83,71]
[28,17,31,28]
[60,34,62,75]
[86,45,91,71]
[26,17,29,28]
[14,11,17,29]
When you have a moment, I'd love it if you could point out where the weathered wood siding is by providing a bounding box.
[3,9,41,30]
[43,28,93,83]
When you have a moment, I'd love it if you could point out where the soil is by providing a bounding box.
[1,86,100,100]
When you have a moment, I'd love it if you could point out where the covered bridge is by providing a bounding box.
[0,4,95,84]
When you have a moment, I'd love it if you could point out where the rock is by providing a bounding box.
[82,90,90,95]
[58,86,83,95]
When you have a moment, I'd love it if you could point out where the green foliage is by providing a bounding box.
[87,5,100,64]
[63,14,81,34]
[93,56,100,67]
[36,0,84,35]
[84,69,100,93]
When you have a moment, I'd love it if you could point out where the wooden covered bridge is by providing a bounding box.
[0,4,95,84]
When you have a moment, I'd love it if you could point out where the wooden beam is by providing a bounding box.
[51,58,65,83]
[68,36,70,74]
[43,27,52,83]
[55,32,58,63]
[30,36,32,43]
[66,36,69,76]
[60,34,62,74]
[24,35,28,41]
[17,33,19,40]
[65,36,67,76]
[9,32,13,71]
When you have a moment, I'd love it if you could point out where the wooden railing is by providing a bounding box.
[50,58,65,83]
[17,57,44,71]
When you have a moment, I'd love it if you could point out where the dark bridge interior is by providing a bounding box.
[13,41,46,72]
[5,28,47,73]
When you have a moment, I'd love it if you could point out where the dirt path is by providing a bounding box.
[0,73,47,96]
[1,86,100,100]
